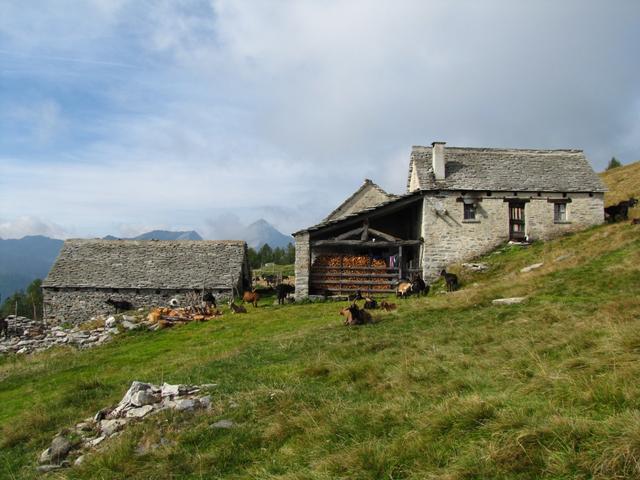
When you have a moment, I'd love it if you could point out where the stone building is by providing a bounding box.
[293,142,605,298]
[43,239,251,323]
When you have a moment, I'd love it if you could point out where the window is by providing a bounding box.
[463,203,477,220]
[554,202,567,222]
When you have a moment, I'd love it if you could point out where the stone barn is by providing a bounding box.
[43,239,251,323]
[293,142,605,298]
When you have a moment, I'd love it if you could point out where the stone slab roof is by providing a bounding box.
[43,239,248,289]
[323,179,396,223]
[408,147,606,193]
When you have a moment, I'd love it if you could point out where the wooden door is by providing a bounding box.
[509,202,526,240]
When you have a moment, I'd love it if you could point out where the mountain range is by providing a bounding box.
[0,220,292,299]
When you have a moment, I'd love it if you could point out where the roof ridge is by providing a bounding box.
[411,145,584,153]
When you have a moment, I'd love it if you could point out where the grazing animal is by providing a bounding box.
[276,284,295,305]
[340,304,373,326]
[228,300,247,314]
[105,298,133,313]
[440,269,459,292]
[380,300,397,311]
[396,280,413,298]
[242,290,260,307]
[0,317,8,337]
[411,275,429,296]
[202,292,217,309]
[605,197,638,222]
[363,297,378,309]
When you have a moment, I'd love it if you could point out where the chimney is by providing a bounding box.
[432,141,446,180]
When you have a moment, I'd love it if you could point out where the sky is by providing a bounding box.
[0,0,639,240]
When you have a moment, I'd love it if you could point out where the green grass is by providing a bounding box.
[253,264,295,278]
[1,223,640,479]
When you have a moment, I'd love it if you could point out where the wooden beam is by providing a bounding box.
[311,239,422,247]
[367,228,400,241]
[335,227,364,240]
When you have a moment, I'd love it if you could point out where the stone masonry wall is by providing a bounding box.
[421,192,604,280]
[294,232,310,299]
[43,287,234,324]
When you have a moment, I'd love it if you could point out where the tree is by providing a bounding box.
[607,157,622,170]
[0,278,43,320]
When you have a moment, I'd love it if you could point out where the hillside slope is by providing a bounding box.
[1,222,640,479]
[600,161,640,216]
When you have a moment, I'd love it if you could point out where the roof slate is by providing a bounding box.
[43,239,247,289]
[323,179,396,222]
[407,147,605,193]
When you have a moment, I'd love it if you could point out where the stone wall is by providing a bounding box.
[293,232,310,299]
[43,287,234,324]
[421,192,604,279]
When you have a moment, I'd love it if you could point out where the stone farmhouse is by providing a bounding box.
[293,142,605,298]
[43,239,251,323]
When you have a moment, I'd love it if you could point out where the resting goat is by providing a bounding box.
[228,300,247,314]
[105,298,133,313]
[340,304,373,326]
[440,269,459,292]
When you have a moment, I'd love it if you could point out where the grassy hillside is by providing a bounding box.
[1,222,640,479]
[600,161,640,217]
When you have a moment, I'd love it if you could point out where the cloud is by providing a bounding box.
[0,216,69,239]
[0,1,639,238]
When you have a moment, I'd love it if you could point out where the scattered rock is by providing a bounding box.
[554,254,572,263]
[492,297,526,305]
[121,320,140,331]
[38,448,52,465]
[174,399,196,411]
[105,316,117,328]
[100,419,127,436]
[126,405,155,418]
[520,262,543,273]
[37,464,64,473]
[462,262,489,272]
[49,435,72,462]
[211,419,235,429]
[74,455,86,466]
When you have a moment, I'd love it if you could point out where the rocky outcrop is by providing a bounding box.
[37,380,215,470]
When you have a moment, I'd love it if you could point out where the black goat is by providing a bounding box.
[348,290,364,301]
[411,274,429,296]
[605,197,638,223]
[440,269,459,292]
[276,284,295,305]
[0,317,8,338]
[363,297,378,309]
[202,292,217,308]
[105,298,133,313]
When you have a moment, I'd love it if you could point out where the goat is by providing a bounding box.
[411,274,429,296]
[632,218,640,225]
[339,304,373,326]
[228,300,247,314]
[380,300,397,311]
[396,280,413,298]
[242,290,260,308]
[105,298,133,313]
[605,197,638,223]
[363,297,378,309]
[0,317,8,338]
[202,292,217,309]
[440,269,459,292]
[276,284,295,305]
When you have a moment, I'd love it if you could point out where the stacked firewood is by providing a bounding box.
[311,254,392,292]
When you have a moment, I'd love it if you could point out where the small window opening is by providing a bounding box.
[463,203,477,220]
[554,203,567,222]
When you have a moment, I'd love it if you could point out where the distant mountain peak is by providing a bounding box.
[102,230,203,241]
[244,219,292,249]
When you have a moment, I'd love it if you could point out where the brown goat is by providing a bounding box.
[339,304,373,326]
[380,300,397,311]
[228,300,247,314]
[242,290,260,307]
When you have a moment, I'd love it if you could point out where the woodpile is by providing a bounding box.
[311,254,393,294]
[146,305,222,330]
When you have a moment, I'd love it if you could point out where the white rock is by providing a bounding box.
[161,383,181,397]
[126,405,155,418]
[87,435,106,447]
[74,454,86,466]
[520,262,544,273]
[105,316,117,328]
[122,315,136,322]
[492,297,526,305]
[198,396,211,409]
[38,447,52,464]
[131,390,159,407]
[100,419,127,436]
[173,399,196,411]
[211,419,234,429]
[121,320,140,330]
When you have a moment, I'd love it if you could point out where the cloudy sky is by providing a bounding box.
[1,1,639,239]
